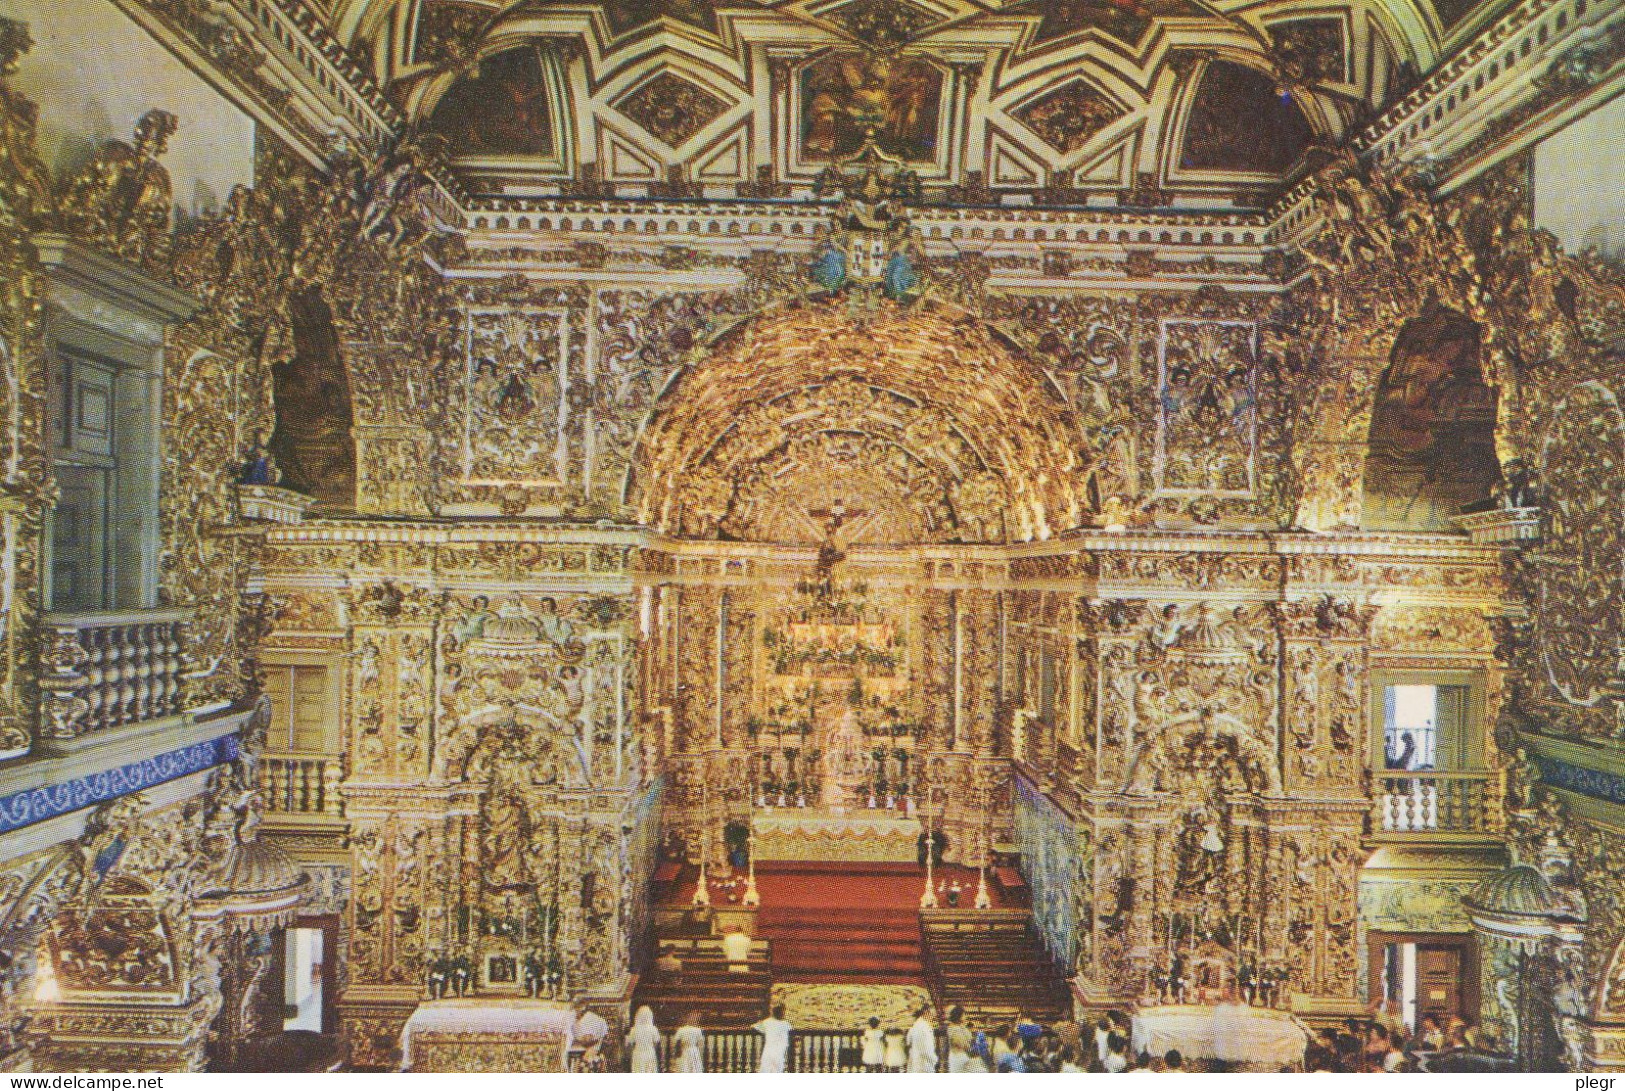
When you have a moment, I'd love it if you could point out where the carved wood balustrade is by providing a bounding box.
[647,1027,957,1072]
[261,752,345,815]
[1372,769,1507,837]
[37,608,192,741]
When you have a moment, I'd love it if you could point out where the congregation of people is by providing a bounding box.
[599,1000,1497,1074]
[1303,1013,1491,1073]
[607,1003,1192,1074]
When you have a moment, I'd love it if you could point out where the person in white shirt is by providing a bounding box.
[721,926,752,972]
[626,1005,660,1073]
[945,1006,973,1073]
[906,1004,939,1072]
[1104,1033,1130,1073]
[883,1026,907,1071]
[673,1011,705,1073]
[572,1001,609,1049]
[754,1003,793,1073]
[861,1016,886,1072]
[1094,1017,1112,1063]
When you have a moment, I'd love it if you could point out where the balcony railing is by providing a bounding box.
[645,1029,953,1073]
[1373,770,1504,836]
[261,753,344,816]
[39,608,191,741]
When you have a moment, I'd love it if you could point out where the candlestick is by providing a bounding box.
[743,829,760,906]
[920,814,938,908]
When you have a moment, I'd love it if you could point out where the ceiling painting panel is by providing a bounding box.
[425,44,561,159]
[1266,14,1349,84]
[1010,77,1126,155]
[1175,59,1316,175]
[1006,0,1206,50]
[613,69,734,148]
[797,52,948,165]
[360,0,1444,201]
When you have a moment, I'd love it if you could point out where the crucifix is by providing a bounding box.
[807,499,867,587]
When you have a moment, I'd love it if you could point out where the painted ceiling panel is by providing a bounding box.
[360,0,1489,201]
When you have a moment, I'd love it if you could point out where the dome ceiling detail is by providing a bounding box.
[344,0,1493,203]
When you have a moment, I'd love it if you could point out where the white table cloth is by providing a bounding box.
[400,998,577,1071]
[752,809,921,862]
[1131,1003,1308,1069]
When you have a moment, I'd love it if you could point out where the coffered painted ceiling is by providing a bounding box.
[315,0,1500,202]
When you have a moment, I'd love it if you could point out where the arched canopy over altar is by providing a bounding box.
[630,298,1091,866]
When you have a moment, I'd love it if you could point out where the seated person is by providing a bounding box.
[572,1000,609,1049]
[721,925,752,971]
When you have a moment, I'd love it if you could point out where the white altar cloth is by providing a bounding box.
[752,810,921,862]
[400,999,576,1071]
[1131,1004,1308,1069]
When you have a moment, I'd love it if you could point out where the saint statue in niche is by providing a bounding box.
[1173,807,1225,896]
[821,705,869,809]
[482,785,531,893]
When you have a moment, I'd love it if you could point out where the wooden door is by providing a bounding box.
[1366,931,1479,1024]
[1416,944,1465,1021]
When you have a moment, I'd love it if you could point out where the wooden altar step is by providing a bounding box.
[633,969,773,1030]
[758,905,925,984]
[921,909,1071,1029]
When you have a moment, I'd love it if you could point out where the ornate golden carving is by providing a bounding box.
[56,110,178,273]
[633,298,1091,541]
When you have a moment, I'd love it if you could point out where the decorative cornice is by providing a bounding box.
[106,0,402,166]
[32,233,199,327]
[1354,0,1624,176]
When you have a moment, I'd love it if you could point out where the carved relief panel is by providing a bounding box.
[1533,382,1625,739]
[457,305,575,487]
[1155,319,1260,498]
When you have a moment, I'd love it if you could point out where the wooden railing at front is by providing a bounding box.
[261,752,344,815]
[1372,769,1505,835]
[39,608,191,740]
[651,1029,954,1072]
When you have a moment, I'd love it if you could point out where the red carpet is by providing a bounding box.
[665,864,1019,985]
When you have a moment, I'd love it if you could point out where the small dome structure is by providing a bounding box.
[1464,863,1584,947]
[199,836,306,930]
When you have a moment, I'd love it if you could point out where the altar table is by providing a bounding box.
[400,999,575,1072]
[1130,1003,1308,1070]
[751,810,921,863]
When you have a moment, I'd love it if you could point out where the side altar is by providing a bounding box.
[1130,1004,1308,1071]
[399,999,576,1072]
[751,808,922,863]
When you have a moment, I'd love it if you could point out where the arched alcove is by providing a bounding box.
[269,289,356,507]
[628,297,1089,545]
[1362,305,1500,531]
